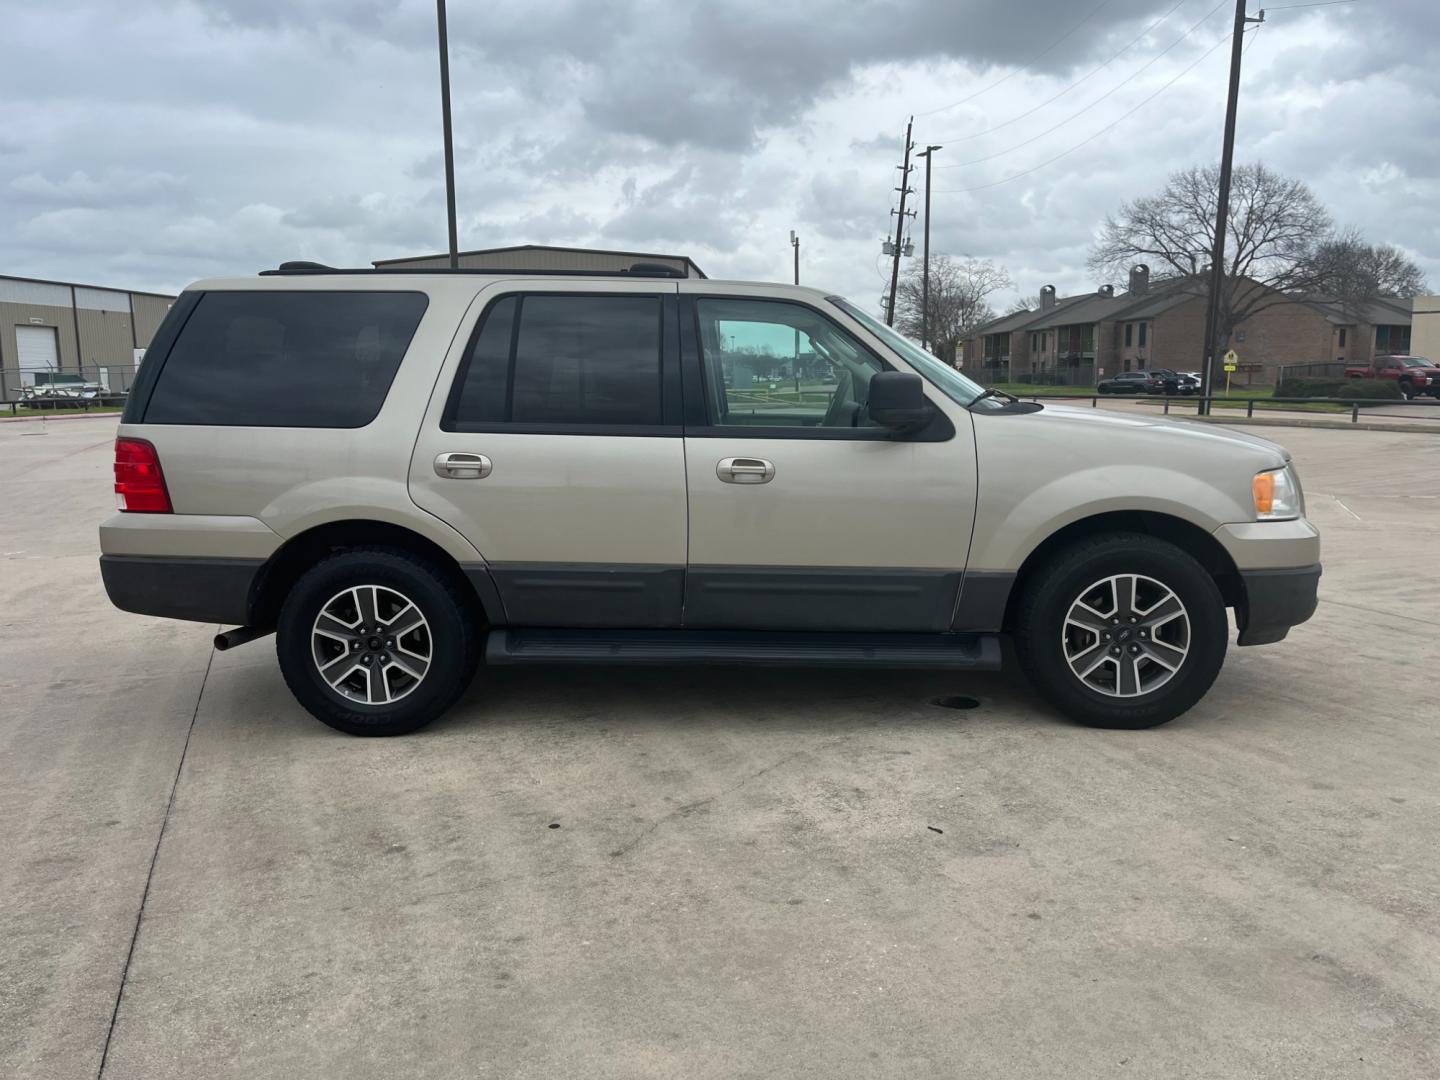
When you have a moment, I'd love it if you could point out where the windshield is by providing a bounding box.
[829,297,987,406]
[1400,357,1433,368]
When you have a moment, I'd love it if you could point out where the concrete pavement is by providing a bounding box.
[3,416,1438,1079]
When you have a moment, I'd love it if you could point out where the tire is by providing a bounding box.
[1013,532,1228,729]
[276,546,481,736]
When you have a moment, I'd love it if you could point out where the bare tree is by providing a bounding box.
[895,254,1014,363]
[1089,163,1332,349]
[1007,292,1043,315]
[1303,227,1428,303]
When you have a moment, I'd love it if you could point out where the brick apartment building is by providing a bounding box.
[964,265,1413,386]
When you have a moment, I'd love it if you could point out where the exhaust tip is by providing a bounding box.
[214,626,273,651]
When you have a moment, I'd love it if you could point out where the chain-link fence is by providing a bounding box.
[2,364,137,412]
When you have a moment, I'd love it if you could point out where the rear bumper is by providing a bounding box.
[100,554,264,625]
[1236,564,1321,646]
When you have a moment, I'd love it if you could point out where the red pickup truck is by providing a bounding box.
[1345,355,1440,399]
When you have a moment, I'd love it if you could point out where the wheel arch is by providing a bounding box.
[249,519,496,628]
[1001,510,1242,632]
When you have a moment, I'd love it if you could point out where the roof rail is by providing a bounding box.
[259,260,688,279]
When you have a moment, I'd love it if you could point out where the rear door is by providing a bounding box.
[409,280,688,627]
[678,285,976,632]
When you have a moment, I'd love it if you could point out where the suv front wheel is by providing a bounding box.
[1014,533,1227,729]
[276,547,480,736]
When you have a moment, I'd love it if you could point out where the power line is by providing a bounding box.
[1262,0,1356,10]
[935,0,1231,170]
[932,25,1251,195]
[915,0,1114,117]
[931,0,1189,145]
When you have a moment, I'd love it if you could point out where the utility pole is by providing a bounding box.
[436,0,460,269]
[916,144,942,351]
[1198,0,1264,414]
[885,116,915,326]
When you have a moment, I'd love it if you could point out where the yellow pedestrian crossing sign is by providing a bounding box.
[1222,350,1238,372]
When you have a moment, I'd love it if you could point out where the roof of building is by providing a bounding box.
[977,280,1197,337]
[974,276,1418,339]
[1299,294,1412,326]
[372,243,708,278]
[972,295,1092,337]
[0,272,175,300]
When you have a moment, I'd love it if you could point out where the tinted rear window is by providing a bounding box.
[143,291,428,427]
[447,293,662,429]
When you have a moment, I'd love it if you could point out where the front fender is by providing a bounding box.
[967,464,1253,573]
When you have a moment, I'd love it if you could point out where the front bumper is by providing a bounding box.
[1211,518,1322,645]
[1236,564,1321,645]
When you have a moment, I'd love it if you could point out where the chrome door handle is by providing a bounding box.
[716,457,775,484]
[434,452,492,479]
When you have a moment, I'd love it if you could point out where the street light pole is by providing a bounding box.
[790,230,800,285]
[436,0,460,269]
[1198,0,1264,414]
[916,145,942,352]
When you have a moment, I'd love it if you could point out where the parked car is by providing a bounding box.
[1344,355,1440,399]
[1151,369,1200,396]
[101,262,1320,736]
[1097,370,1163,395]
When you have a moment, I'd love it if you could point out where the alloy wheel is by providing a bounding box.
[1061,573,1190,698]
[310,585,432,705]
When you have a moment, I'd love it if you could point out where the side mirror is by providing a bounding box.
[868,371,932,433]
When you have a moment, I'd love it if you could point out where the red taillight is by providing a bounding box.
[114,437,171,513]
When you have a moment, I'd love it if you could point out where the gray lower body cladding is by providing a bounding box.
[100,554,263,625]
[98,554,1320,649]
[1236,564,1321,645]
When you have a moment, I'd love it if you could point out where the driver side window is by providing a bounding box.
[695,298,887,430]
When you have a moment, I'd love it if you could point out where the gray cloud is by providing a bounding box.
[0,0,1434,310]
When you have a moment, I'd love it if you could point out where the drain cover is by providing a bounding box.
[931,695,979,710]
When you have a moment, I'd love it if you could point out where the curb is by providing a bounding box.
[0,411,121,425]
[1179,413,1439,434]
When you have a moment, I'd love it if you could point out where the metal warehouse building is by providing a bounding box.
[1,274,176,398]
[374,244,707,278]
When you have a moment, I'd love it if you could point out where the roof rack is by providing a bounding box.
[260,260,687,279]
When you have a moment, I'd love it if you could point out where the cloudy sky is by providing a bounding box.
[2,0,1436,314]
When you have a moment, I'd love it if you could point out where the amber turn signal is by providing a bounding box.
[1252,471,1275,515]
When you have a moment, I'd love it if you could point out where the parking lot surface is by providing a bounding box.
[3,416,1438,1079]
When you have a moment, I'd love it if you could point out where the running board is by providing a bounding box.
[485,629,1002,669]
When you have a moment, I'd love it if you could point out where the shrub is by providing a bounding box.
[1275,377,1401,402]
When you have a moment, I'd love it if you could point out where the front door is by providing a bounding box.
[679,288,977,632]
[409,282,687,627]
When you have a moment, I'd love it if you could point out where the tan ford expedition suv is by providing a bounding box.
[100,262,1320,736]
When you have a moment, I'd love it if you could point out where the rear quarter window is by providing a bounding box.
[142,290,428,427]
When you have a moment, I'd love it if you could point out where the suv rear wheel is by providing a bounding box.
[1014,533,1227,729]
[276,547,480,736]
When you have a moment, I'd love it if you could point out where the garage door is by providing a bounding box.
[16,325,60,386]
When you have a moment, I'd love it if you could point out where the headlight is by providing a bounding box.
[1253,464,1302,520]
